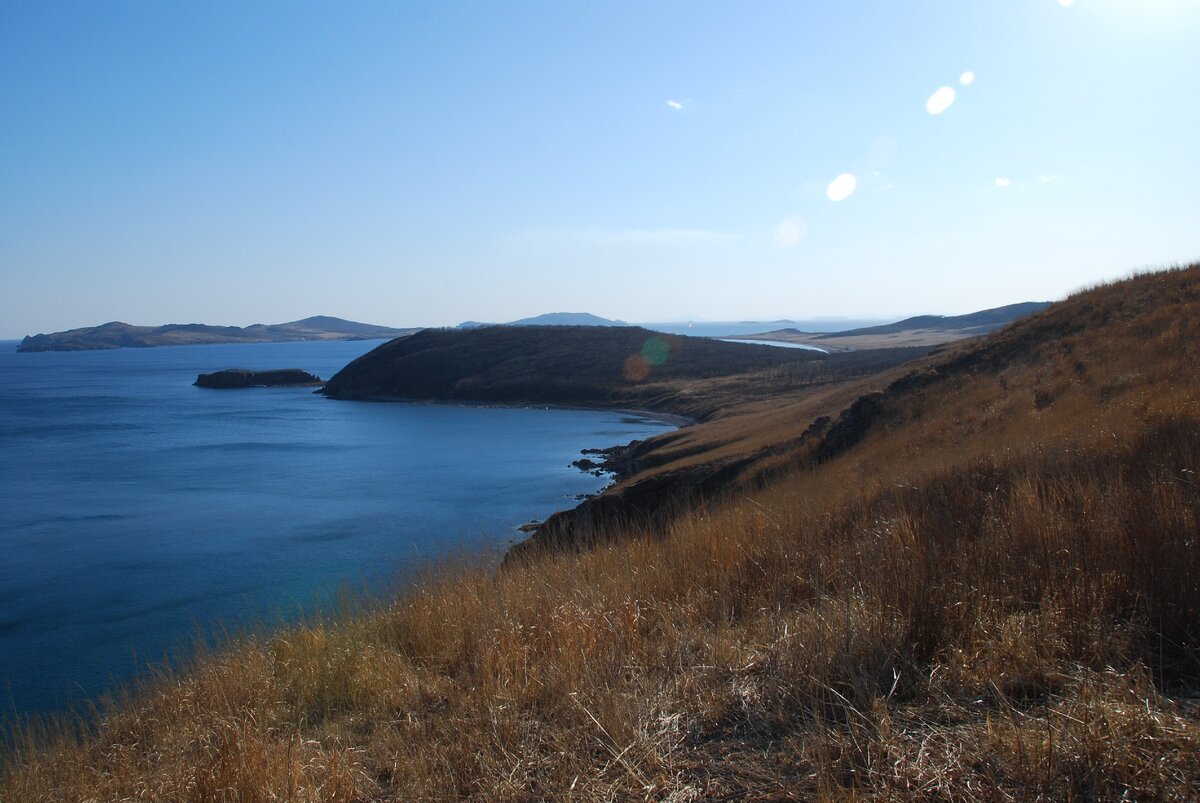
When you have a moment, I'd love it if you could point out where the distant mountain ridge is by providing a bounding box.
[814,302,1052,339]
[458,312,626,329]
[17,316,420,352]
[724,302,1053,351]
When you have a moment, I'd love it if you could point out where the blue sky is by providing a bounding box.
[2,0,1198,337]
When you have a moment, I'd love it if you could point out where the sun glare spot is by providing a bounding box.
[641,337,670,367]
[926,86,957,115]
[622,354,651,382]
[774,216,808,246]
[960,71,975,86]
[826,173,857,202]
[1057,0,1075,7]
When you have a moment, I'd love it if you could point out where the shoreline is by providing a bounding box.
[318,392,698,428]
[317,394,693,549]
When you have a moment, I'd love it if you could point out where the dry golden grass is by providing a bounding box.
[3,265,1200,801]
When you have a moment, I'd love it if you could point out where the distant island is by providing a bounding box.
[457,312,627,329]
[16,316,421,352]
[728,301,1052,350]
[194,369,323,389]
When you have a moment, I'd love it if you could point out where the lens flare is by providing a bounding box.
[826,173,857,202]
[926,86,957,115]
[623,354,651,382]
[641,337,670,367]
[774,216,808,246]
[959,71,975,86]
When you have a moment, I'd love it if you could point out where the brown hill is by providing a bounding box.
[4,266,1199,801]
[519,265,1197,552]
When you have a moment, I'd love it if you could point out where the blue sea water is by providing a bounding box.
[718,338,828,353]
[0,339,673,717]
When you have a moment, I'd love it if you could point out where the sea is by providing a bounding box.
[0,339,674,718]
[718,338,828,353]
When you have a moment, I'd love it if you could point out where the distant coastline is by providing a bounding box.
[16,316,420,353]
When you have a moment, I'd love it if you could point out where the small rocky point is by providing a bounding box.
[194,369,322,389]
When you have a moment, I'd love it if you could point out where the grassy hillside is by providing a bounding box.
[4,266,1199,801]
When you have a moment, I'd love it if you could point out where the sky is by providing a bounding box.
[2,0,1199,337]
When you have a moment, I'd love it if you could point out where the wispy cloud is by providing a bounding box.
[994,174,1061,189]
[508,227,734,248]
[774,216,808,247]
[665,99,688,111]
[589,227,728,245]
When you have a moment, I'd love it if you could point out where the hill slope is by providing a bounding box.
[4,266,1199,801]
[818,300,1051,338]
[321,325,842,420]
[16,317,418,352]
[733,301,1052,351]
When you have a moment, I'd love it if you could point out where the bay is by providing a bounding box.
[0,339,673,717]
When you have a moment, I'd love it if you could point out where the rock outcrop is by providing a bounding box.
[194,369,322,389]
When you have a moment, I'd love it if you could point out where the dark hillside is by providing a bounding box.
[321,325,834,419]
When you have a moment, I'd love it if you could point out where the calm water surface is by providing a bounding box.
[0,339,673,716]
[718,338,828,353]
